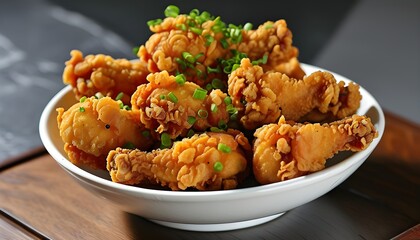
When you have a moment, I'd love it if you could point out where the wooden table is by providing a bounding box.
[1,112,419,240]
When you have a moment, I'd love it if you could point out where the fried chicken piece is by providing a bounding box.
[235,20,305,79]
[131,70,230,139]
[57,97,153,169]
[228,58,362,129]
[137,15,228,86]
[106,130,251,191]
[63,50,149,104]
[253,115,378,184]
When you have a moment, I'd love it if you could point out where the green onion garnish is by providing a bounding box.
[224,96,232,105]
[244,22,253,31]
[217,143,231,153]
[123,142,135,149]
[187,116,196,125]
[211,78,224,89]
[79,107,85,112]
[218,120,227,130]
[147,19,163,27]
[187,129,195,137]
[205,83,213,91]
[213,161,224,172]
[132,46,140,55]
[210,103,218,112]
[198,109,208,118]
[176,23,187,31]
[167,92,178,103]
[192,88,207,100]
[95,92,104,99]
[80,96,87,103]
[115,92,124,101]
[210,127,223,132]
[160,94,166,100]
[142,130,150,138]
[161,133,172,148]
[164,5,180,18]
[175,74,186,85]
[182,52,195,63]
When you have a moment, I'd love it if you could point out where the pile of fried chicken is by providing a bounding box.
[57,6,378,191]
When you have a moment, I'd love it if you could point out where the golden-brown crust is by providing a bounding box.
[228,58,362,129]
[106,131,250,190]
[253,115,378,184]
[57,97,153,169]
[63,50,149,104]
[131,71,230,139]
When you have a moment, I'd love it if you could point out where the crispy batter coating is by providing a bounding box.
[131,70,230,139]
[253,115,378,184]
[57,97,153,169]
[228,58,362,129]
[138,15,228,86]
[106,131,251,190]
[235,20,305,79]
[63,50,149,104]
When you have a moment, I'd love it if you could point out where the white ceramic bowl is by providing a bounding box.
[39,64,384,232]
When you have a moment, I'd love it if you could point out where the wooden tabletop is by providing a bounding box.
[0,111,419,240]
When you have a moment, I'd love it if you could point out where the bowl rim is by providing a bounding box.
[39,63,385,202]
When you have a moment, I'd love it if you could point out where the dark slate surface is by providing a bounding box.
[0,0,133,167]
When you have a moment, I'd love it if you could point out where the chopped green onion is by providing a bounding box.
[224,96,232,105]
[220,38,229,49]
[190,27,203,35]
[211,78,224,89]
[187,116,196,125]
[210,127,223,133]
[231,63,240,72]
[175,57,187,70]
[115,92,124,101]
[210,103,218,112]
[213,161,224,172]
[227,104,238,114]
[160,94,166,100]
[265,23,273,29]
[79,107,85,112]
[218,120,227,130]
[167,92,178,103]
[123,105,131,110]
[182,52,195,63]
[147,19,163,27]
[187,129,195,137]
[176,23,187,31]
[117,100,124,109]
[161,133,172,148]
[230,112,238,121]
[175,74,186,85]
[95,92,104,99]
[244,22,253,31]
[207,65,221,74]
[198,109,208,118]
[142,130,150,138]
[80,96,87,103]
[123,142,135,149]
[132,46,139,55]
[164,5,180,18]
[192,88,207,100]
[205,83,213,91]
[217,143,231,153]
[204,34,214,46]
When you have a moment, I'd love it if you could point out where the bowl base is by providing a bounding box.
[150,213,284,232]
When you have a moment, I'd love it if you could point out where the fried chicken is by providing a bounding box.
[131,70,230,139]
[57,97,153,169]
[228,58,362,129]
[253,115,378,184]
[63,50,149,104]
[235,20,305,79]
[137,15,228,86]
[106,131,251,190]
